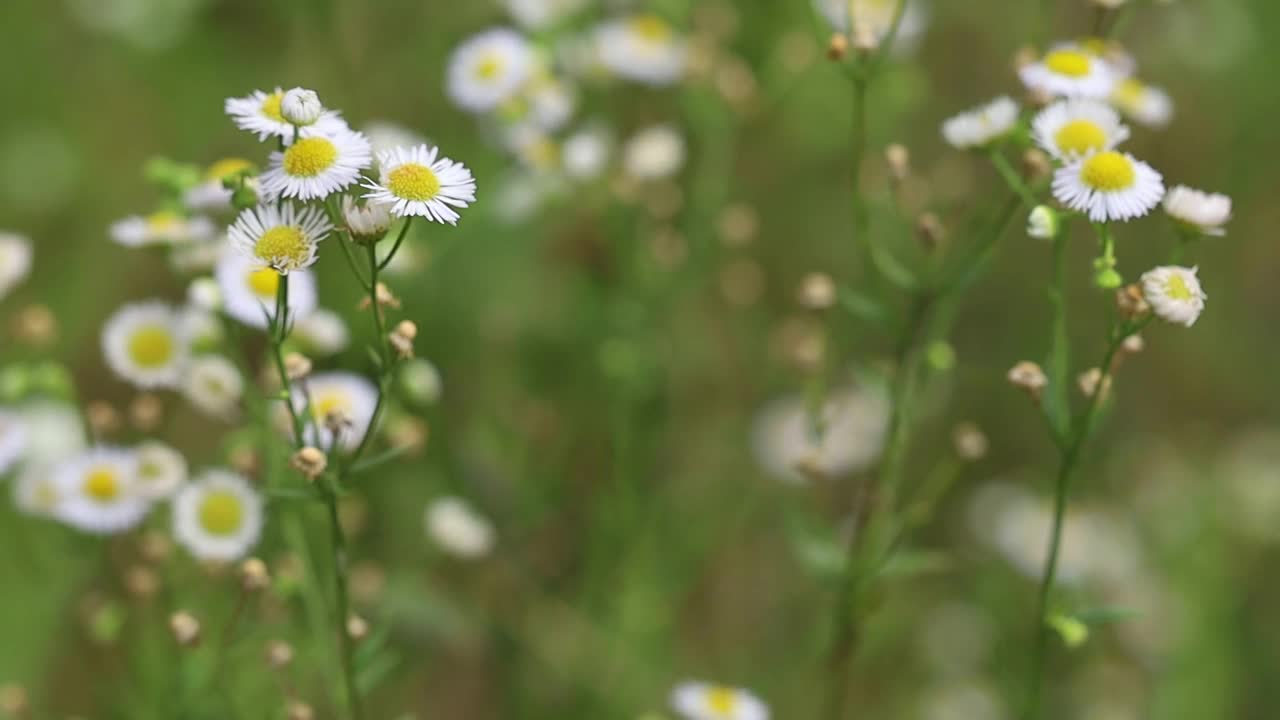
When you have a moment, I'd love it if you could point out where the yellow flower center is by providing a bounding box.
[128,326,175,368]
[312,392,350,421]
[1054,120,1107,156]
[254,225,310,265]
[146,211,182,233]
[1080,151,1135,192]
[282,137,338,178]
[387,163,442,201]
[198,490,244,536]
[248,267,281,298]
[84,468,121,503]
[260,91,285,122]
[630,15,671,42]
[1164,273,1195,301]
[1044,50,1091,77]
[706,687,738,716]
[475,53,505,80]
[206,157,254,181]
[1080,37,1109,55]
[1113,78,1144,105]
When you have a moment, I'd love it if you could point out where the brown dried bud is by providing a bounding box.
[287,701,315,720]
[1121,334,1145,355]
[169,611,201,647]
[289,447,328,481]
[358,282,401,311]
[138,530,172,563]
[129,394,163,432]
[124,565,161,599]
[85,401,121,437]
[283,352,312,381]
[1077,368,1112,401]
[1022,148,1053,183]
[240,557,271,592]
[1115,284,1151,319]
[798,272,837,311]
[229,446,260,478]
[916,213,946,252]
[952,422,989,462]
[346,615,369,642]
[389,320,418,360]
[1008,361,1048,402]
[12,304,57,347]
[885,143,911,183]
[265,640,295,669]
[827,32,849,61]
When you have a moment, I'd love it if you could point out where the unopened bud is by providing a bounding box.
[1027,205,1059,240]
[287,701,315,720]
[12,304,57,347]
[826,33,849,61]
[1115,284,1150,319]
[281,88,324,126]
[130,393,164,432]
[1023,148,1052,183]
[916,212,945,251]
[798,272,837,311]
[1121,334,1145,354]
[283,352,312,381]
[169,611,201,647]
[240,557,271,592]
[138,530,172,563]
[885,143,911,182]
[346,615,369,641]
[86,401,121,437]
[289,447,327,481]
[389,320,418,360]
[125,565,161,599]
[952,422,989,461]
[266,640,295,669]
[359,282,401,311]
[1077,368,1112,400]
[1008,361,1048,402]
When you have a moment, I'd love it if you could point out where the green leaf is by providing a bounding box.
[838,286,895,329]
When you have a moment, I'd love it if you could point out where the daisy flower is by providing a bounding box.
[16,401,87,464]
[363,145,477,224]
[14,463,62,517]
[293,309,350,356]
[752,385,891,484]
[0,409,27,476]
[562,126,611,180]
[1072,37,1137,78]
[446,28,535,113]
[135,441,188,500]
[1141,266,1206,327]
[259,127,372,201]
[363,121,430,172]
[1032,99,1130,160]
[941,97,1019,150]
[0,231,33,301]
[224,87,347,142]
[182,355,244,420]
[294,372,379,451]
[1163,185,1232,236]
[173,469,264,561]
[1110,78,1173,128]
[814,0,929,52]
[425,497,495,559]
[228,203,332,273]
[1052,151,1164,223]
[110,211,215,248]
[524,75,577,132]
[341,196,394,243]
[504,0,585,30]
[102,302,190,389]
[1019,47,1117,99]
[215,252,317,329]
[185,157,256,212]
[671,681,770,720]
[594,15,687,86]
[623,124,686,181]
[178,306,224,349]
[52,447,151,535]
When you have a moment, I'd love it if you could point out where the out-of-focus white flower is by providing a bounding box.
[341,197,394,243]
[14,462,62,516]
[399,358,443,405]
[1020,46,1117,98]
[363,145,477,224]
[363,121,430,171]
[182,355,244,420]
[135,441,187,500]
[187,277,222,311]
[504,0,586,29]
[447,29,535,113]
[1140,266,1206,327]
[178,306,223,348]
[0,231,33,300]
[752,384,891,483]
[1032,98,1130,160]
[623,125,686,181]
[295,372,378,450]
[918,682,1006,720]
[493,172,553,223]
[52,446,151,535]
[1052,151,1164,223]
[173,469,263,561]
[225,87,347,142]
[1163,185,1232,236]
[215,253,317,329]
[102,302,190,389]
[1027,206,1059,240]
[0,409,27,476]
[170,237,226,275]
[1217,429,1280,544]
[259,128,372,202]
[184,157,256,212]
[670,681,769,720]
[525,76,577,132]
[1110,78,1173,128]
[281,88,324,126]
[16,401,86,464]
[425,496,495,559]
[915,603,995,677]
[228,203,332,273]
[594,15,687,86]
[562,126,611,180]
[813,0,930,52]
[293,309,350,356]
[941,96,1019,150]
[110,211,215,248]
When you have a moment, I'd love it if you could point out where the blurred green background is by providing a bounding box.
[2,0,1280,717]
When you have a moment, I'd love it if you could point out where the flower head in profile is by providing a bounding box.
[102,302,191,389]
[594,14,687,86]
[259,127,372,201]
[1141,265,1206,327]
[941,97,1019,150]
[183,355,245,420]
[1110,78,1173,128]
[225,87,347,141]
[173,469,264,561]
[425,497,495,559]
[814,0,930,53]
[52,447,151,535]
[229,203,332,273]
[1032,99,1130,160]
[363,145,477,224]
[671,681,769,720]
[215,253,317,329]
[294,372,379,450]
[135,441,188,500]
[0,231,33,301]
[1020,46,1117,99]
[110,212,215,248]
[1163,185,1232,237]
[341,197,394,243]
[447,29,535,113]
[1051,151,1164,222]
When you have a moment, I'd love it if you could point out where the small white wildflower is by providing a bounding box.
[187,277,222,311]
[623,125,686,181]
[1163,185,1232,236]
[183,355,244,420]
[135,441,188,500]
[52,447,151,535]
[184,157,255,212]
[941,97,1019,150]
[425,496,495,559]
[1027,206,1060,240]
[1110,78,1173,128]
[294,372,378,451]
[259,127,372,202]
[102,302,191,389]
[0,231,33,301]
[561,126,611,180]
[446,29,535,113]
[228,203,333,273]
[362,145,477,224]
[670,681,770,720]
[1019,46,1117,99]
[215,253,317,330]
[1051,150,1164,223]
[293,309,350,356]
[594,15,687,87]
[1141,266,1206,327]
[173,469,264,562]
[224,87,347,142]
[1031,98,1130,160]
[110,212,215,248]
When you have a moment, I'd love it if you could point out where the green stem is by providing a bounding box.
[377,218,412,272]
[324,483,362,720]
[990,151,1038,210]
[270,272,307,446]
[1043,232,1071,443]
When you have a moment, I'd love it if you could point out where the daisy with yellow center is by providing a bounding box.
[1051,150,1164,223]
[447,28,534,113]
[102,302,190,389]
[1032,98,1130,160]
[173,469,264,561]
[52,447,151,535]
[185,157,257,212]
[292,372,379,450]
[215,252,318,329]
[1163,185,1232,237]
[0,231,32,301]
[259,127,372,201]
[1110,78,1173,128]
[363,144,478,224]
[229,202,332,273]
[594,14,688,86]
[110,211,216,248]
[183,354,245,420]
[1141,265,1206,327]
[941,96,1020,150]
[671,681,770,720]
[224,87,348,141]
[813,0,930,52]
[134,441,188,500]
[1020,46,1117,99]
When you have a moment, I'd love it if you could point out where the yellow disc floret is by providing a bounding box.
[248,267,281,297]
[706,687,738,716]
[1164,273,1195,301]
[1054,120,1107,156]
[198,490,244,536]
[1080,151,1135,192]
[146,211,182,233]
[260,91,285,122]
[1044,50,1091,77]
[631,15,671,42]
[312,392,351,421]
[207,157,254,181]
[387,163,442,201]
[283,137,338,178]
[254,225,309,266]
[128,326,175,368]
[475,53,505,80]
[84,468,121,503]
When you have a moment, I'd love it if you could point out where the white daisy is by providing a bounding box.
[446,28,535,113]
[1110,78,1173,128]
[594,15,687,86]
[1019,47,1117,99]
[228,203,332,273]
[215,252,317,329]
[561,126,611,180]
[178,306,224,349]
[187,277,222,311]
[224,87,348,142]
[0,409,27,476]
[16,401,86,464]
[52,447,151,535]
[1052,150,1164,223]
[671,681,770,720]
[814,0,929,52]
[1031,99,1130,160]
[101,301,190,389]
[173,469,264,562]
[363,121,430,172]
[1163,185,1232,236]
[504,0,586,30]
[259,127,372,201]
[1069,37,1137,78]
[293,309,350,356]
[184,157,256,212]
[341,196,394,243]
[1141,265,1206,327]
[135,441,188,499]
[182,355,244,420]
[362,145,477,224]
[0,231,33,301]
[14,463,62,517]
[425,496,495,559]
[623,124,686,181]
[941,96,1019,150]
[295,372,379,450]
[170,237,227,275]
[525,75,577,132]
[110,211,216,248]
[752,385,891,483]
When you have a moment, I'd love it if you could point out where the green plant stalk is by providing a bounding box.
[324,477,361,720]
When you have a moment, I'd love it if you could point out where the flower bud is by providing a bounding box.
[287,701,315,720]
[289,447,328,481]
[281,88,324,126]
[885,143,911,182]
[240,557,271,591]
[342,197,394,244]
[389,320,418,359]
[1077,368,1112,401]
[916,213,945,251]
[346,614,369,641]
[827,33,849,61]
[188,277,222,311]
[798,272,836,311]
[266,640,295,669]
[283,352,312,381]
[952,422,989,461]
[169,611,201,647]
[1008,361,1047,402]
[1027,205,1059,240]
